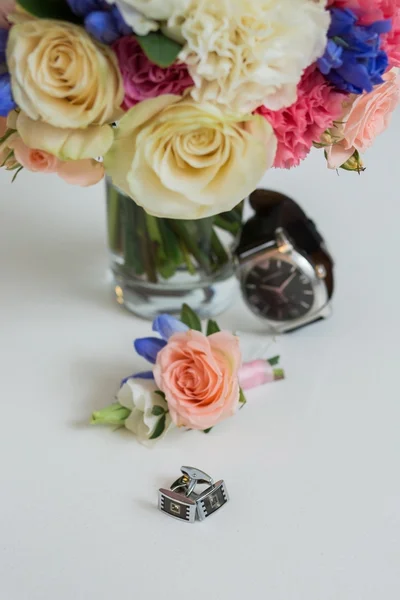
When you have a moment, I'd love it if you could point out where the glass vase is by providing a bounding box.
[106,181,242,320]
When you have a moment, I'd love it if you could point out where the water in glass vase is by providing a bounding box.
[106,181,242,320]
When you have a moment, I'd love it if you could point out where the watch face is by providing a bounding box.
[242,257,315,321]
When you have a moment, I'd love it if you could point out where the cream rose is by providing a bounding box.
[6,19,124,129]
[105,95,277,219]
[15,112,114,161]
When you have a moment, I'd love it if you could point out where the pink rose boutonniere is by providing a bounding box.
[154,329,241,431]
[91,305,285,445]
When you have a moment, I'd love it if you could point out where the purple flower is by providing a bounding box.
[120,371,154,387]
[66,0,131,44]
[126,315,188,383]
[153,314,189,341]
[318,7,391,94]
[0,72,16,117]
[134,337,167,364]
[66,0,108,16]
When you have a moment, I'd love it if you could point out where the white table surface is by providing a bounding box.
[1,111,399,600]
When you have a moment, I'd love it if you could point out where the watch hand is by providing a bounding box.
[279,272,296,293]
[260,284,280,293]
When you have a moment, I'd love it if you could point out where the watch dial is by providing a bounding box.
[242,258,314,321]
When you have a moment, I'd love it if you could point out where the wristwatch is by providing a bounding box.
[235,190,334,333]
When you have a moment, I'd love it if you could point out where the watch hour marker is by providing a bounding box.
[300,301,311,309]
[303,290,313,295]
[300,275,309,285]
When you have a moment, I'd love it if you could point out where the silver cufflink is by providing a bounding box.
[158,466,229,523]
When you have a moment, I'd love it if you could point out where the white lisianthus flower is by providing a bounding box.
[118,379,172,444]
[105,0,184,35]
[166,0,330,113]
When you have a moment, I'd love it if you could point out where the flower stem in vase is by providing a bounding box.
[156,219,185,279]
[107,184,121,253]
[210,229,230,269]
[123,197,144,275]
[168,219,213,275]
[135,204,158,283]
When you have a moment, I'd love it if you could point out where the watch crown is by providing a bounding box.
[315,264,327,279]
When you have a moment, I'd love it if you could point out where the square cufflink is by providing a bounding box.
[195,480,229,521]
[158,488,197,523]
[158,467,229,523]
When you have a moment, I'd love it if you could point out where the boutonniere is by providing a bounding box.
[91,305,285,445]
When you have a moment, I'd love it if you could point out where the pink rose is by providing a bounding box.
[257,68,345,169]
[10,137,61,173]
[0,0,15,29]
[56,159,105,187]
[112,36,193,110]
[8,136,105,186]
[154,330,242,430]
[327,69,400,168]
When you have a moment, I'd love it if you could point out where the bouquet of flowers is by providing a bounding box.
[0,1,399,287]
[91,305,285,444]
[1,0,399,203]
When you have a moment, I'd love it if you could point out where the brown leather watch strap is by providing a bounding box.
[236,190,334,299]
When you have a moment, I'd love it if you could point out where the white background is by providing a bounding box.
[0,110,399,600]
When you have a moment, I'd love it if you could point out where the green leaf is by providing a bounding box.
[150,414,166,440]
[151,405,165,416]
[206,320,221,336]
[11,166,24,183]
[154,390,166,400]
[268,356,280,367]
[18,0,80,21]
[239,388,247,405]
[91,403,131,426]
[134,32,182,68]
[203,427,213,434]
[180,304,202,332]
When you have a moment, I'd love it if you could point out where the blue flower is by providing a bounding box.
[0,30,17,116]
[318,7,392,94]
[134,337,167,364]
[130,314,188,376]
[153,314,189,341]
[66,0,108,16]
[66,0,131,44]
[120,371,154,387]
[0,72,16,117]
